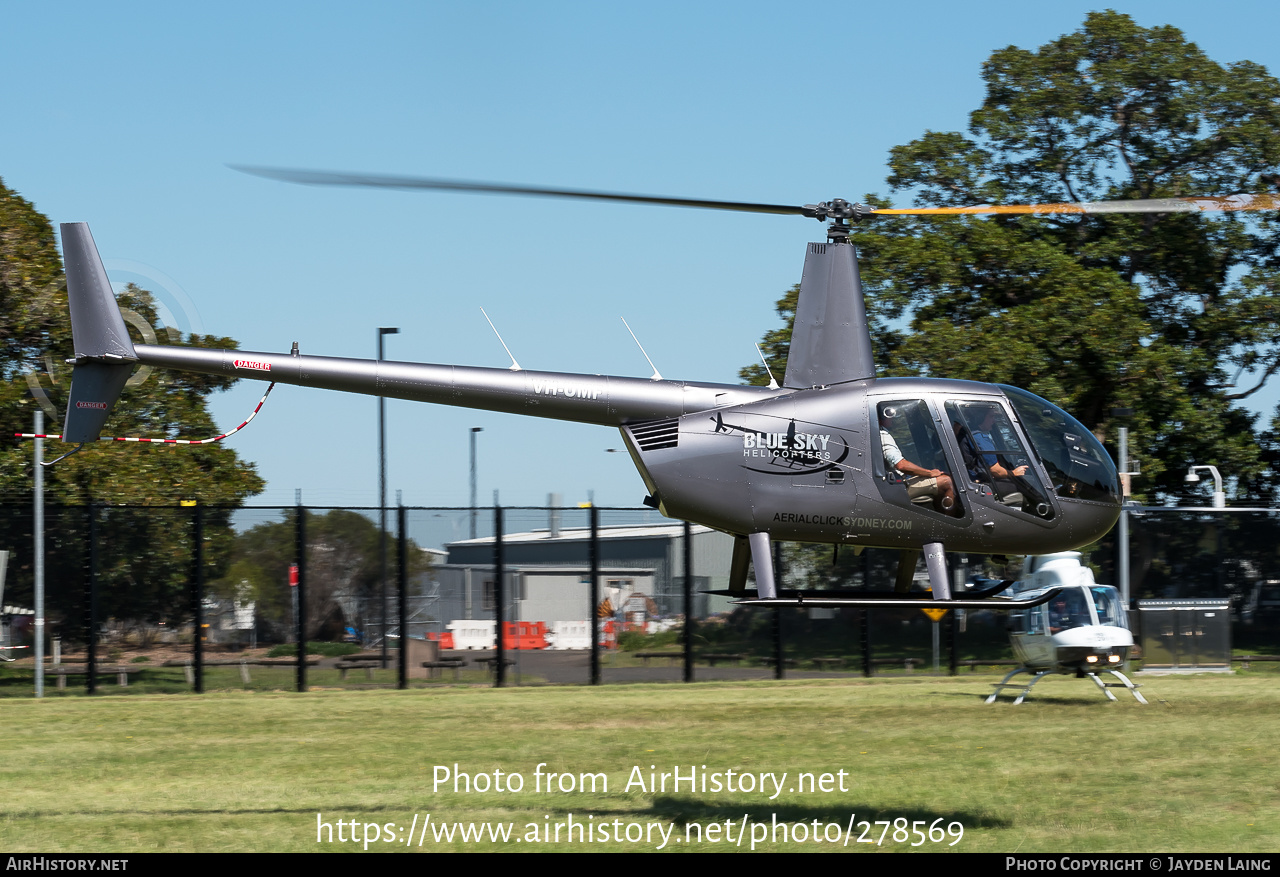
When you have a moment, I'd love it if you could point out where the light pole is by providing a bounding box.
[1185,465,1225,509]
[470,427,483,539]
[377,327,399,667]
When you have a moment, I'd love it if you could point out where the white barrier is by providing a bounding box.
[548,620,591,650]
[447,620,496,650]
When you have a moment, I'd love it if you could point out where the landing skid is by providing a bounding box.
[1086,668,1147,704]
[986,667,1147,704]
[733,588,1063,611]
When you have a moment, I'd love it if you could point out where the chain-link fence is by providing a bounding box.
[2,503,1276,695]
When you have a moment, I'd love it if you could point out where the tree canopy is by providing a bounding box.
[1,177,265,632]
[744,11,1280,503]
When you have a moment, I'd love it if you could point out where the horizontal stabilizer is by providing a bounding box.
[62,362,134,443]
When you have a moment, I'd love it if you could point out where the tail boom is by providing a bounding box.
[132,344,776,427]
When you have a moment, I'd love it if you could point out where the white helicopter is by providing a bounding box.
[986,552,1145,704]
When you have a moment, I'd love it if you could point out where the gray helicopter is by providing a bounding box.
[51,174,1277,610]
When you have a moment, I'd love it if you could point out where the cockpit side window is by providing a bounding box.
[874,400,962,518]
[1025,605,1046,635]
[946,401,1055,520]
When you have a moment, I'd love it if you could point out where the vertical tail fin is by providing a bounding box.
[60,223,137,442]
[782,241,876,389]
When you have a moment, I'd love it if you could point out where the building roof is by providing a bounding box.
[445,522,716,549]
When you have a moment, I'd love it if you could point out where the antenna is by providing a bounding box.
[480,307,522,371]
[621,317,662,381]
[755,343,779,390]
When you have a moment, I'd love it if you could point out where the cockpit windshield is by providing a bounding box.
[1089,586,1129,629]
[1048,588,1090,633]
[1000,386,1119,505]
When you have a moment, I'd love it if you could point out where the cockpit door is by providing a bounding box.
[873,399,964,518]
[945,400,1057,521]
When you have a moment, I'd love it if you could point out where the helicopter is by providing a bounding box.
[987,552,1145,704]
[46,172,1279,611]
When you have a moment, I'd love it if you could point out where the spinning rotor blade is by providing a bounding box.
[873,193,1280,216]
[230,165,806,217]
[233,166,1280,223]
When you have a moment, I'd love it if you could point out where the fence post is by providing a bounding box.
[589,506,600,686]
[861,608,872,678]
[948,607,959,677]
[683,520,694,684]
[398,505,407,690]
[295,504,307,692]
[192,502,204,693]
[861,552,873,677]
[87,504,97,695]
[494,505,505,688]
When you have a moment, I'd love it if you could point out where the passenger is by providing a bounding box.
[879,414,959,515]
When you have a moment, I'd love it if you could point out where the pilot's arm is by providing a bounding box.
[989,460,1028,479]
[975,430,1027,478]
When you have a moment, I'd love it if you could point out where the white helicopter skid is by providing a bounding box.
[986,664,1147,705]
[1084,667,1147,704]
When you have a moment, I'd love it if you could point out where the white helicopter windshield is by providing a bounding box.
[1000,386,1119,505]
[1089,586,1129,629]
[1048,589,1090,633]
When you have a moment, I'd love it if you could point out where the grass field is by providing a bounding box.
[2,673,1276,853]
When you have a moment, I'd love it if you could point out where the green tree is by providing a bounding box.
[744,11,1280,504]
[0,177,264,637]
[216,510,433,642]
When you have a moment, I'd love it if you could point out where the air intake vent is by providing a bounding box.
[629,419,679,451]
[808,243,826,255]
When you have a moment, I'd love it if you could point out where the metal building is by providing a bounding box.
[433,521,735,629]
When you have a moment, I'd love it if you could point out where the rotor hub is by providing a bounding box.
[802,199,874,242]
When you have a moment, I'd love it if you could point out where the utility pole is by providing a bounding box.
[470,427,483,539]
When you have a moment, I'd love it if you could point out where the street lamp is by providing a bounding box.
[1185,464,1225,509]
[470,427,483,539]
[377,327,399,666]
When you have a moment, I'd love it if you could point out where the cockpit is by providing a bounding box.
[872,388,1119,522]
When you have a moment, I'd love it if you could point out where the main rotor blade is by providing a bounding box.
[230,165,807,217]
[874,193,1280,216]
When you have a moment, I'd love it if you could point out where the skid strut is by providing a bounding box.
[987,666,1146,704]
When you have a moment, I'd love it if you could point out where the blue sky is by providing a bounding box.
[4,1,1278,507]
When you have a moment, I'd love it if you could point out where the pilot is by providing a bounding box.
[1048,591,1086,633]
[879,414,958,515]
[971,408,1029,501]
